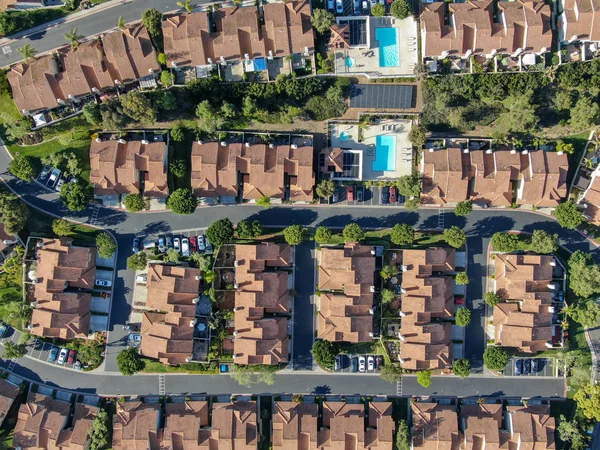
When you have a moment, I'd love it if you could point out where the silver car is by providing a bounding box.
[173,237,180,253]
[181,238,190,256]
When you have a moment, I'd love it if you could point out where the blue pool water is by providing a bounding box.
[373,135,396,172]
[376,28,399,67]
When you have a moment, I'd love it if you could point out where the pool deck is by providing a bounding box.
[330,119,413,180]
[333,16,418,78]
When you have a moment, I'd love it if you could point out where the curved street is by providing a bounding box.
[0,143,595,397]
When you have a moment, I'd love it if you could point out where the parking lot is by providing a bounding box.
[136,228,214,256]
[504,357,555,377]
[334,354,383,374]
[333,185,405,207]
[0,329,80,370]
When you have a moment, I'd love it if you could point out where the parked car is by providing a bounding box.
[132,237,140,253]
[357,188,364,202]
[55,178,65,192]
[369,0,378,6]
[361,0,369,13]
[95,279,112,287]
[136,274,147,284]
[0,323,7,339]
[375,355,383,370]
[336,0,343,13]
[335,355,341,371]
[351,357,358,372]
[67,349,76,365]
[198,235,206,252]
[353,0,360,14]
[173,237,181,253]
[531,359,539,373]
[158,235,166,253]
[48,169,61,188]
[381,186,390,204]
[367,356,375,371]
[181,238,190,257]
[166,234,174,249]
[57,348,69,364]
[358,356,366,372]
[455,297,465,305]
[74,361,82,370]
[48,347,59,363]
[327,0,334,10]
[332,190,339,203]
[389,186,397,203]
[39,166,51,181]
[129,333,142,343]
[190,236,198,253]
[347,186,354,201]
[523,359,531,375]
[205,236,213,253]
[514,359,523,376]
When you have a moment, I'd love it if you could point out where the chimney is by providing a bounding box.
[95,137,101,143]
[370,286,375,293]
[369,332,374,338]
[399,311,405,317]
[190,319,196,327]
[197,140,203,145]
[269,143,274,148]
[233,330,238,336]
[207,58,213,64]
[185,357,191,362]
[141,139,149,145]
[192,297,199,304]
[245,142,250,147]
[171,61,177,68]
[545,342,552,348]
[369,308,374,315]
[547,283,556,290]
[521,150,528,155]
[291,143,298,149]
[485,149,493,154]
[148,68,154,74]
[510,149,517,154]
[401,288,407,294]
[463,149,469,154]
[220,141,227,147]
[398,333,405,341]
[233,307,238,312]
[118,139,126,144]
[401,265,408,272]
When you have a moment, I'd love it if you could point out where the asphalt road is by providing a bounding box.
[292,240,316,370]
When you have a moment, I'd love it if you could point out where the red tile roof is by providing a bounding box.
[559,0,600,42]
[14,393,71,449]
[112,401,160,450]
[580,173,600,225]
[411,402,461,450]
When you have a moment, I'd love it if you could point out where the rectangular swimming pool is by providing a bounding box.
[375,27,399,68]
[373,135,396,172]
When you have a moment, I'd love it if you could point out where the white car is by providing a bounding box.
[55,178,65,192]
[336,0,344,14]
[358,356,366,372]
[48,168,61,188]
[181,238,190,257]
[367,356,375,371]
[198,235,206,252]
[57,347,69,365]
[136,274,147,284]
[128,333,142,343]
[173,237,181,253]
[95,279,112,287]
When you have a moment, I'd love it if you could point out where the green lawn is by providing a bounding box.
[0,93,20,120]
[26,211,99,245]
[140,358,219,374]
[327,228,445,249]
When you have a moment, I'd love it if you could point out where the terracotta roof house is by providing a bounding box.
[579,170,600,225]
[493,254,556,353]
[419,0,552,59]
[460,404,509,450]
[400,248,455,371]
[411,402,461,450]
[470,150,521,207]
[13,393,71,449]
[505,405,556,449]
[55,403,100,450]
[191,140,314,204]
[272,402,319,450]
[204,401,258,450]
[317,244,376,343]
[0,0,43,12]
[89,138,168,201]
[8,26,159,115]
[319,402,394,449]
[0,379,20,427]
[112,401,161,450]
[327,24,351,50]
[161,401,209,449]
[262,1,314,58]
[162,12,212,67]
[140,265,201,365]
[516,150,568,207]
[234,243,291,365]
[30,238,95,340]
[558,0,600,43]
[421,147,471,205]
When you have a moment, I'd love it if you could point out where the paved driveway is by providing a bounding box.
[333,185,404,207]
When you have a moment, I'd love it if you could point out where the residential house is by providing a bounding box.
[262,1,314,58]
[0,379,20,428]
[112,401,161,450]
[319,402,394,449]
[516,150,568,207]
[421,147,471,205]
[8,25,159,115]
[13,393,71,449]
[420,0,552,60]
[272,402,319,450]
[56,403,100,450]
[191,138,315,204]
[493,253,557,353]
[0,0,44,13]
[558,0,600,44]
[460,403,508,449]
[399,248,455,371]
[205,401,258,450]
[578,170,600,225]
[411,402,461,449]
[233,243,291,365]
[505,405,556,449]
[161,401,209,449]
[29,237,95,340]
[470,150,521,207]
[89,138,168,205]
[317,244,376,343]
[140,265,201,365]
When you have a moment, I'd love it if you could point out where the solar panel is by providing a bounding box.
[349,84,416,110]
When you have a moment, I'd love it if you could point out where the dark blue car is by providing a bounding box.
[47,347,59,363]
[514,359,523,376]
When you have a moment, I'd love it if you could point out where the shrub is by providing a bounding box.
[312,340,338,370]
[483,346,509,371]
[315,226,333,245]
[256,196,271,208]
[455,272,469,285]
[207,218,234,246]
[343,223,364,243]
[455,307,471,327]
[123,194,146,212]
[167,188,197,214]
[484,292,501,307]
[417,370,432,388]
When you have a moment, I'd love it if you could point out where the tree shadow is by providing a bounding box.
[468,216,516,237]
[311,385,332,395]
[95,209,127,227]
[419,214,440,231]
[245,207,318,227]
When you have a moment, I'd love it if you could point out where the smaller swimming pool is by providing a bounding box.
[345,56,356,68]
[373,135,396,172]
[376,28,399,68]
[340,131,351,142]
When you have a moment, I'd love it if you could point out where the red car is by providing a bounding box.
[189,236,198,253]
[389,186,397,203]
[455,297,465,305]
[347,186,354,201]
[67,349,76,365]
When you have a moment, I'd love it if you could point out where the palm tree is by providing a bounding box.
[117,16,126,30]
[562,303,576,318]
[17,44,36,63]
[64,28,84,50]
[177,0,193,13]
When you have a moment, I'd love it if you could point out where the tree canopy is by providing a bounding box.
[207,218,234,246]
[169,159,187,178]
[452,358,471,378]
[557,415,589,450]
[574,383,600,422]
[554,201,585,229]
[484,292,501,307]
[371,3,385,16]
[343,223,364,243]
[568,251,600,299]
[491,232,522,253]
[141,8,163,39]
[396,419,411,450]
[417,370,432,388]
[120,90,157,124]
[9,154,36,181]
[530,230,559,254]
[123,194,146,212]
[443,226,467,248]
[3,342,27,359]
[310,8,335,33]
[316,179,336,199]
[396,174,421,198]
[380,264,400,280]
[312,340,338,370]
[454,200,473,217]
[0,193,28,234]
[483,346,509,371]
[96,232,116,259]
[455,272,469,285]
[236,220,262,239]
[284,225,307,245]
[60,182,92,212]
[391,223,415,246]
[167,189,197,215]
[455,307,471,326]
[390,0,412,18]
[52,219,74,236]
[117,348,145,376]
[88,409,110,450]
[127,252,147,271]
[315,226,333,245]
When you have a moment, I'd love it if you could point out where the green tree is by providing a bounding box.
[574,383,600,421]
[96,232,116,259]
[305,84,347,120]
[452,358,471,378]
[494,91,539,137]
[570,299,600,328]
[88,409,110,450]
[169,159,187,178]
[554,201,585,229]
[123,193,146,212]
[9,154,36,181]
[391,223,415,246]
[396,419,410,450]
[491,232,521,252]
[189,253,212,271]
[316,179,336,199]
[455,307,471,326]
[177,0,192,13]
[256,196,271,208]
[65,153,81,177]
[284,225,307,245]
[196,100,225,133]
[484,292,501,307]
[556,140,576,155]
[312,339,338,370]
[165,247,181,264]
[3,341,27,359]
[381,288,396,304]
[554,89,573,111]
[455,272,469,285]
[100,98,128,130]
[380,363,403,382]
[0,113,30,141]
[207,218,234,246]
[343,223,364,243]
[315,226,333,245]
[483,346,509,371]
[310,8,335,34]
[455,200,473,217]
[76,340,104,369]
[404,197,420,210]
[396,174,421,197]
[390,0,412,19]
[443,226,467,248]
[64,28,83,50]
[117,16,126,30]
[127,252,147,270]
[60,182,91,211]
[380,264,399,280]
[52,219,74,236]
[557,415,589,450]
[121,90,157,124]
[116,348,145,376]
[417,370,432,388]
[371,3,385,16]
[17,43,36,62]
[236,220,262,239]
[160,70,174,87]
[167,188,197,214]
[408,124,426,147]
[568,250,600,298]
[530,229,558,254]
[82,102,101,126]
[141,8,163,39]
[570,95,600,131]
[170,124,185,142]
[0,194,28,234]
